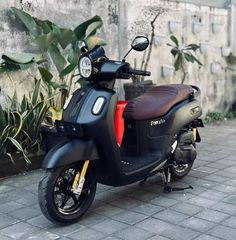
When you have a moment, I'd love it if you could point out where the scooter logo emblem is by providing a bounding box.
[150,119,166,126]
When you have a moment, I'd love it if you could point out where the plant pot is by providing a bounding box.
[200,42,210,55]
[168,21,181,34]
[221,46,231,57]
[0,151,44,178]
[212,23,223,34]
[192,22,203,34]
[162,65,175,78]
[41,126,68,153]
[124,80,155,100]
[211,62,221,74]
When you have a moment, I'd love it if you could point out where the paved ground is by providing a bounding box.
[0,120,236,240]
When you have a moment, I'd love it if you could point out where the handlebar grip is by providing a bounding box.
[129,68,151,76]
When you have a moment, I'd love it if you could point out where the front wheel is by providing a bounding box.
[38,162,96,224]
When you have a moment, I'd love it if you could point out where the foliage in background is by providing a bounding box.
[203,111,225,124]
[0,7,106,112]
[168,35,202,84]
[0,80,49,164]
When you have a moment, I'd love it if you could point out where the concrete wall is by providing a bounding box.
[119,0,235,114]
[0,0,119,106]
[0,0,236,114]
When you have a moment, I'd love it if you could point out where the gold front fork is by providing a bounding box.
[72,160,90,194]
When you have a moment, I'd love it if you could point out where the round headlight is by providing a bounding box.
[79,56,92,78]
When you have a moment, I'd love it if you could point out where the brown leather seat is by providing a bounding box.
[123,84,193,120]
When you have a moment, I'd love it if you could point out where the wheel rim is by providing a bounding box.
[53,166,91,215]
[173,163,189,173]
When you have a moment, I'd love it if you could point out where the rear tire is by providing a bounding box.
[38,163,96,224]
[170,162,193,179]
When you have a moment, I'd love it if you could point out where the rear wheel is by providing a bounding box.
[38,162,96,224]
[170,162,193,179]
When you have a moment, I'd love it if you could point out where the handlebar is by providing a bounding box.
[128,68,151,76]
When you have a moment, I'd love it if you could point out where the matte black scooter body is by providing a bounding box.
[43,83,202,187]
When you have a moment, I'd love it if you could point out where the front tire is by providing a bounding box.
[38,163,96,224]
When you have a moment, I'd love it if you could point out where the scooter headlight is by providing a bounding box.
[79,56,92,78]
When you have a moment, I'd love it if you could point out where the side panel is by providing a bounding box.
[42,139,98,169]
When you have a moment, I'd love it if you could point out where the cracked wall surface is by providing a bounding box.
[0,0,236,113]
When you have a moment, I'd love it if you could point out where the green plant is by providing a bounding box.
[0,80,49,164]
[167,35,202,84]
[203,111,225,124]
[0,8,106,109]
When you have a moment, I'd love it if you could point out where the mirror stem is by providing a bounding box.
[122,48,132,62]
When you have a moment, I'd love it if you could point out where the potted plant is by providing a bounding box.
[0,80,48,177]
[0,7,106,152]
[167,35,202,84]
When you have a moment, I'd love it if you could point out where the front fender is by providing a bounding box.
[42,138,99,169]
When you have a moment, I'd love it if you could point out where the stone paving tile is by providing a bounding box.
[26,214,54,229]
[170,202,203,216]
[152,209,189,224]
[91,219,129,234]
[7,206,41,220]
[0,201,24,214]
[0,213,19,230]
[67,227,107,240]
[147,236,171,240]
[131,203,164,216]
[77,212,108,227]
[0,222,40,239]
[24,230,60,240]
[221,216,236,229]
[210,202,236,215]
[160,225,200,240]
[180,217,216,232]
[207,225,236,240]
[223,194,236,205]
[202,174,229,183]
[198,189,228,201]
[92,203,125,217]
[135,218,173,234]
[184,196,217,208]
[150,196,179,207]
[211,184,236,194]
[114,226,155,240]
[111,210,148,225]
[194,234,222,240]
[46,222,84,236]
[195,209,229,223]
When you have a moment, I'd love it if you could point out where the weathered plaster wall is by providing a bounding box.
[119,0,234,114]
[0,0,119,106]
[0,0,236,114]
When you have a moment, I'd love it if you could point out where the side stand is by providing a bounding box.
[161,168,193,193]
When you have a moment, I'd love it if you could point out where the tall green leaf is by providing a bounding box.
[85,36,106,49]
[11,7,42,36]
[85,21,103,38]
[170,35,179,47]
[32,79,41,106]
[0,105,7,131]
[48,44,67,73]
[38,67,53,83]
[33,32,56,51]
[74,16,102,40]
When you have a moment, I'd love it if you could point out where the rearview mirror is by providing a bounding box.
[131,36,149,51]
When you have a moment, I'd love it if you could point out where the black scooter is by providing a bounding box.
[38,36,204,224]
